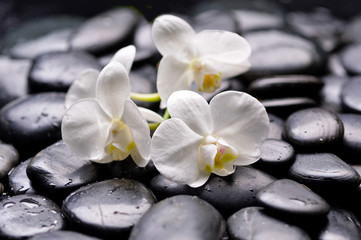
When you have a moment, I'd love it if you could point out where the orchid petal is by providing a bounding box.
[137,107,164,123]
[167,90,211,135]
[152,14,196,59]
[96,62,130,118]
[157,55,193,108]
[110,45,136,73]
[151,118,204,185]
[61,98,112,160]
[210,91,269,165]
[122,99,151,166]
[65,69,100,108]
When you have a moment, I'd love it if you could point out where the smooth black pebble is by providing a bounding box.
[267,113,284,140]
[28,230,102,240]
[320,76,349,112]
[8,158,37,195]
[341,76,361,113]
[0,142,19,179]
[338,114,361,159]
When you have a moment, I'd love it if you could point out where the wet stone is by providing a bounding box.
[320,76,349,112]
[29,51,101,93]
[0,56,31,108]
[344,14,361,43]
[318,208,361,240]
[62,179,156,239]
[0,194,64,239]
[192,10,238,33]
[248,75,324,99]
[28,230,102,240]
[289,153,361,191]
[227,207,311,240]
[341,76,361,113]
[129,195,225,240]
[8,158,37,195]
[327,54,348,77]
[256,179,330,217]
[267,113,284,140]
[70,8,140,55]
[0,183,3,195]
[0,142,19,179]
[340,44,361,75]
[133,18,158,64]
[284,108,344,149]
[338,114,361,159]
[0,92,66,158]
[26,141,100,198]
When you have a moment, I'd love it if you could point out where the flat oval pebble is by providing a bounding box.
[28,230,101,240]
[62,179,156,239]
[29,51,101,92]
[0,142,19,179]
[8,158,37,195]
[320,76,349,112]
[192,10,238,32]
[248,75,323,99]
[227,207,311,240]
[284,108,344,148]
[0,56,31,108]
[0,92,65,158]
[289,153,361,190]
[0,194,64,239]
[129,195,225,240]
[0,183,3,195]
[133,19,157,63]
[340,44,361,75]
[341,76,361,113]
[268,113,284,140]
[318,208,361,240]
[338,114,361,158]
[26,141,100,198]
[256,179,330,217]
[70,8,140,54]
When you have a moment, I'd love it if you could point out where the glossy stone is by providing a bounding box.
[227,207,311,240]
[29,51,101,92]
[327,54,348,77]
[289,153,361,190]
[26,141,100,198]
[0,142,19,179]
[28,230,101,240]
[320,76,349,112]
[8,158,37,195]
[340,44,361,75]
[129,195,225,240]
[0,92,65,158]
[256,179,330,217]
[62,179,156,239]
[0,194,64,239]
[338,114,361,158]
[70,8,140,54]
[0,56,31,108]
[248,75,323,99]
[150,174,196,200]
[341,76,361,113]
[267,113,284,140]
[192,10,238,33]
[133,18,158,63]
[284,108,344,148]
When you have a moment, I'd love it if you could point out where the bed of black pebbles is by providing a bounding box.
[1,0,361,239]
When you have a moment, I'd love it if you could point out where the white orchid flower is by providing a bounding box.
[61,61,151,166]
[151,90,269,187]
[152,14,252,108]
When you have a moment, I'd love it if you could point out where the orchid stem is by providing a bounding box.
[148,108,170,131]
[130,92,161,102]
[163,108,170,120]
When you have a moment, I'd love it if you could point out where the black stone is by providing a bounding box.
[284,108,344,149]
[227,207,311,240]
[133,18,158,64]
[0,194,64,239]
[344,14,361,43]
[267,113,284,140]
[26,141,100,199]
[129,195,225,240]
[233,9,285,32]
[256,179,330,217]
[0,142,19,179]
[0,183,3,195]
[318,208,361,240]
[192,10,238,33]
[70,8,140,55]
[0,92,66,158]
[320,76,349,112]
[62,179,156,239]
[340,44,361,75]
[327,54,348,77]
[248,75,323,99]
[28,230,102,240]
[338,114,361,159]
[0,56,31,108]
[8,158,38,195]
[29,51,101,93]
[341,76,361,113]
[289,153,361,191]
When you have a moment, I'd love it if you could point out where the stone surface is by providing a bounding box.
[227,207,311,240]
[0,183,3,195]
[340,44,361,75]
[26,141,100,198]
[129,195,225,240]
[338,114,361,159]
[284,108,344,148]
[320,76,349,112]
[8,158,38,195]
[0,142,19,179]
[0,194,64,239]
[133,18,158,63]
[28,230,102,240]
[0,92,66,158]
[267,113,284,140]
[29,51,101,92]
[70,8,140,55]
[344,14,361,43]
[62,179,156,239]
[341,76,361,113]
[256,179,330,217]
[0,56,31,108]
[192,9,238,33]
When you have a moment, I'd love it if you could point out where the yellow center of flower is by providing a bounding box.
[190,58,222,93]
[105,119,135,160]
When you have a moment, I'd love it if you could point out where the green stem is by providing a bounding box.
[148,108,170,131]
[163,108,170,120]
[130,92,161,102]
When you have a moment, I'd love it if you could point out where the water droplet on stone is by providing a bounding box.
[3,202,16,208]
